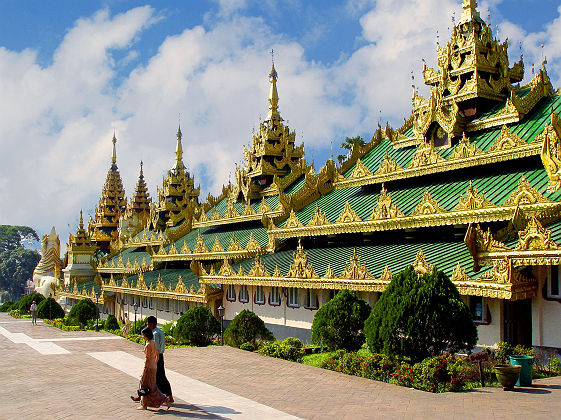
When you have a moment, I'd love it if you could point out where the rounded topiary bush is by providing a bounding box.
[104,314,120,331]
[67,298,98,325]
[17,292,45,314]
[0,301,14,312]
[174,306,220,346]
[36,297,65,320]
[224,309,274,348]
[364,266,477,362]
[311,289,371,351]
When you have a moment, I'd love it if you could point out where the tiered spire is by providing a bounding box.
[88,134,127,250]
[152,126,200,229]
[233,61,305,201]
[126,161,152,218]
[412,0,525,143]
[71,211,94,250]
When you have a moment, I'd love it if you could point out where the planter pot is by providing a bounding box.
[494,364,521,391]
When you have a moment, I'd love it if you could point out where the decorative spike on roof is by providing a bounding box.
[152,127,200,230]
[233,62,307,201]
[89,134,127,250]
[127,161,151,217]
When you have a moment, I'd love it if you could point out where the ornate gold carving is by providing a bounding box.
[503,176,550,206]
[287,241,318,278]
[245,233,262,251]
[480,258,510,284]
[336,202,362,223]
[516,216,558,251]
[225,201,239,218]
[136,273,147,290]
[211,237,225,253]
[413,249,433,276]
[248,255,270,277]
[193,232,209,253]
[155,274,166,292]
[375,152,403,175]
[308,204,330,227]
[451,262,469,283]
[379,265,393,283]
[339,249,374,280]
[323,265,335,279]
[242,203,256,216]
[273,265,282,277]
[285,210,304,229]
[348,158,373,179]
[228,235,242,252]
[181,241,190,254]
[409,143,444,168]
[369,184,404,220]
[412,191,446,215]
[450,133,484,160]
[175,275,187,293]
[488,125,526,153]
[455,181,494,211]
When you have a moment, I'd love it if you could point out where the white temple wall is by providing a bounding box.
[475,298,502,347]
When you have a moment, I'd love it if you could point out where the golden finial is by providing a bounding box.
[173,125,184,169]
[111,132,117,166]
[459,0,483,25]
[140,160,144,177]
[79,210,84,229]
[266,49,281,122]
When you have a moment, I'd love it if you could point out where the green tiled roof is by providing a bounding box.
[168,223,269,252]
[343,94,561,179]
[107,246,151,266]
[231,237,488,281]
[285,175,306,195]
[281,166,561,227]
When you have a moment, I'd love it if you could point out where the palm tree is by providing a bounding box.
[337,136,365,165]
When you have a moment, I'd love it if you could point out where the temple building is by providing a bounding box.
[51,0,561,349]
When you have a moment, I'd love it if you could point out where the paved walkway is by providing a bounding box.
[0,313,560,419]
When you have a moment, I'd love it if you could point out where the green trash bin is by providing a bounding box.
[509,355,533,386]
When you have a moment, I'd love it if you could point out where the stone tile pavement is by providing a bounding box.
[0,313,560,419]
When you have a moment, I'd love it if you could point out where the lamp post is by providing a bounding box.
[95,291,101,332]
[217,305,225,346]
[48,292,52,321]
[133,302,139,334]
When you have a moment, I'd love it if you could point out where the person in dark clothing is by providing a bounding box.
[146,316,173,403]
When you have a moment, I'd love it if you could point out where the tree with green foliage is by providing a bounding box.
[0,225,40,299]
[0,225,39,252]
[67,298,98,325]
[104,314,120,331]
[0,301,14,312]
[17,292,45,314]
[37,297,65,320]
[0,248,41,298]
[174,306,221,346]
[364,266,477,362]
[311,289,371,351]
[224,309,274,347]
[337,135,366,165]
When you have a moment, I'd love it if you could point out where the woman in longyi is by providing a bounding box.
[132,327,171,410]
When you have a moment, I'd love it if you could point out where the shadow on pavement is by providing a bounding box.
[152,403,228,418]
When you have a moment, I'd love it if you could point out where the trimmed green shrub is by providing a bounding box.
[224,309,274,347]
[412,355,470,392]
[311,290,370,351]
[391,362,416,387]
[0,301,14,312]
[104,314,119,331]
[494,341,535,364]
[361,353,396,382]
[8,309,21,318]
[131,317,147,335]
[258,340,305,362]
[174,306,220,346]
[67,298,98,325]
[17,292,45,314]
[36,297,65,320]
[365,266,477,362]
[282,337,303,349]
[161,321,175,337]
[240,341,258,351]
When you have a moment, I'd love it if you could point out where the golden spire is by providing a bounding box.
[111,132,117,169]
[79,210,84,230]
[459,0,483,25]
[266,50,281,122]
[173,125,184,170]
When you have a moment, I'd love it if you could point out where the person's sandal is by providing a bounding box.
[130,395,141,402]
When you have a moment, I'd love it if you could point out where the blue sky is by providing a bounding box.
[0,0,560,244]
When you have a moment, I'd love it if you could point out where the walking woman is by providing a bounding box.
[132,327,171,410]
